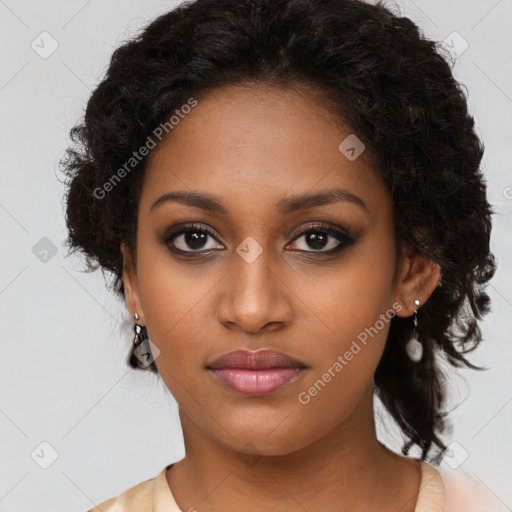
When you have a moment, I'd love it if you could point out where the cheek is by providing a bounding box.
[295,237,396,403]
[303,233,396,343]
[135,239,218,374]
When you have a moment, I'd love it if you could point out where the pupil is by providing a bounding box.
[186,231,207,249]
[307,232,327,250]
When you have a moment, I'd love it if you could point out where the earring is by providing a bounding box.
[133,312,142,347]
[405,299,423,362]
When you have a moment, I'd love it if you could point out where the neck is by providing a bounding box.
[167,384,422,511]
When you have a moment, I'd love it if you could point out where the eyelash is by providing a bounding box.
[161,221,355,258]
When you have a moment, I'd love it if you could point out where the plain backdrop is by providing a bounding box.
[0,0,511,510]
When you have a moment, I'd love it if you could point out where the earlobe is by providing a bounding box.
[120,242,146,325]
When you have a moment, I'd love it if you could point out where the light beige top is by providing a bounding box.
[88,460,506,511]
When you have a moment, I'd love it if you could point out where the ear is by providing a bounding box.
[392,241,442,317]
[120,242,146,325]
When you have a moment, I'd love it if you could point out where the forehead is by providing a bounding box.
[140,83,387,217]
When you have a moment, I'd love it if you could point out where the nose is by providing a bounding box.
[216,249,294,335]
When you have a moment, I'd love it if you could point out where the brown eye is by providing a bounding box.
[292,231,338,251]
[163,224,224,253]
[287,222,355,255]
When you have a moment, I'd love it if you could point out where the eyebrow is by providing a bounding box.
[278,188,367,215]
[149,188,368,215]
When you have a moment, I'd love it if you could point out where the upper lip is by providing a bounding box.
[207,349,307,370]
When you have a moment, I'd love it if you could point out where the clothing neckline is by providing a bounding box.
[154,459,444,512]
[414,460,444,511]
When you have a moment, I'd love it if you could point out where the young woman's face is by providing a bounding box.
[122,83,427,456]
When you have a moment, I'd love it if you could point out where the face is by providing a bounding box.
[121,83,440,456]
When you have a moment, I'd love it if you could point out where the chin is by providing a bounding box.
[212,417,318,457]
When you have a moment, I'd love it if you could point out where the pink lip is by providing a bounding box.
[207,349,307,397]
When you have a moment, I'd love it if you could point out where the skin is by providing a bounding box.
[121,82,441,512]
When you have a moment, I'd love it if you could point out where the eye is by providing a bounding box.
[287,222,354,254]
[163,223,224,253]
[162,221,355,257]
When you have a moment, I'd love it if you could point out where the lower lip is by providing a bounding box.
[209,368,305,397]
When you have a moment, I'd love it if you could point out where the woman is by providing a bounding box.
[61,0,504,510]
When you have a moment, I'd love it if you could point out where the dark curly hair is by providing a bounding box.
[60,0,497,463]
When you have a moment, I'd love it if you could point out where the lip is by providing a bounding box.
[206,349,307,397]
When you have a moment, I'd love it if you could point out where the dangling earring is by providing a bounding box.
[405,299,423,362]
[133,312,143,347]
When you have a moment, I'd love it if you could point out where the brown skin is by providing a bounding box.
[121,83,441,511]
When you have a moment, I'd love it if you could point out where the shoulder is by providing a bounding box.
[437,466,509,512]
[86,472,156,512]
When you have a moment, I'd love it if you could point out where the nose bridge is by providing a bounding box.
[233,239,276,311]
[217,236,292,332]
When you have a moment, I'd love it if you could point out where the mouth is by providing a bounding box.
[206,349,307,397]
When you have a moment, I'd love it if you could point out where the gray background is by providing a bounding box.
[0,0,511,510]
